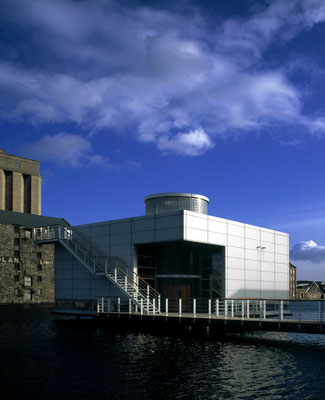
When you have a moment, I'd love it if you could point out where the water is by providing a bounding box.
[1,306,325,400]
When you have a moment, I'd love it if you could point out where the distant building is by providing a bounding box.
[0,149,41,215]
[297,281,325,299]
[289,262,297,299]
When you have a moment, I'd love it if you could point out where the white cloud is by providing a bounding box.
[1,0,325,155]
[19,133,113,168]
[291,240,325,263]
[157,128,214,156]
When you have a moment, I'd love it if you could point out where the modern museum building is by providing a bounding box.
[52,193,289,306]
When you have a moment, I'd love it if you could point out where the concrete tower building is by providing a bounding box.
[0,149,41,215]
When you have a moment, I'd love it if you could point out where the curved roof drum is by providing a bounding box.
[144,192,209,215]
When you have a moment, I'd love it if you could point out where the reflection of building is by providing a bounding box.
[297,281,325,299]
[54,193,290,305]
[0,149,41,215]
[289,263,297,299]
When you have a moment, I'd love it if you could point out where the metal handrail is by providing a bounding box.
[33,225,160,310]
[34,224,159,296]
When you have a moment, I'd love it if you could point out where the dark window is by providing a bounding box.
[14,275,19,282]
[14,288,19,296]
[38,264,42,271]
[15,263,20,270]
[14,226,19,233]
[37,252,42,258]
[14,238,20,246]
[37,276,42,282]
[14,251,19,258]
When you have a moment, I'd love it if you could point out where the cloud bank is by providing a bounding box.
[1,0,325,158]
[291,240,325,264]
[20,133,114,168]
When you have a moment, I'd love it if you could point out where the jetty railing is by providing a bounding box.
[97,297,325,324]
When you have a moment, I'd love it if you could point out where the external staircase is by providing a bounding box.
[33,224,160,314]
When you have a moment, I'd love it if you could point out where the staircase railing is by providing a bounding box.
[33,225,160,313]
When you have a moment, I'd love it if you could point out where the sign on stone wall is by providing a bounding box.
[0,256,19,263]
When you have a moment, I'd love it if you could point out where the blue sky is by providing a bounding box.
[1,0,325,279]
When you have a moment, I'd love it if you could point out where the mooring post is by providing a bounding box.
[208,299,211,320]
[129,298,132,317]
[216,299,219,317]
[193,298,196,320]
[280,300,284,321]
[318,301,323,326]
[140,298,143,317]
[247,300,250,318]
[158,295,161,314]
[179,298,182,320]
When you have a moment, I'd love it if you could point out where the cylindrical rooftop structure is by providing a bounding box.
[145,192,209,215]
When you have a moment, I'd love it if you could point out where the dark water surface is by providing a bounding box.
[1,306,325,400]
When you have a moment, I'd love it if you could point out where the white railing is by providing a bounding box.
[33,225,160,314]
[97,297,325,325]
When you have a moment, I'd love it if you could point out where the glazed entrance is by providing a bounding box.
[136,241,225,302]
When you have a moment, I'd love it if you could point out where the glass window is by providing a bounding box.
[24,276,32,286]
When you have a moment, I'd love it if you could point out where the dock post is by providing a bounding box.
[140,298,143,318]
[298,301,302,327]
[280,300,283,321]
[231,300,234,318]
[225,300,228,319]
[263,300,266,319]
[129,298,132,318]
[158,295,161,314]
[208,299,211,321]
[179,298,182,321]
[118,298,120,318]
[216,299,219,317]
[247,300,250,319]
[193,298,196,321]
[166,298,168,321]
[153,298,155,319]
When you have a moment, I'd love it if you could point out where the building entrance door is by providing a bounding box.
[166,284,191,311]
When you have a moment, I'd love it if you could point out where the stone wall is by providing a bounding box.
[0,223,54,304]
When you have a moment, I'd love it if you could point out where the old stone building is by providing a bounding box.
[289,262,297,299]
[297,281,325,299]
[0,210,67,304]
[0,148,41,215]
[0,222,54,303]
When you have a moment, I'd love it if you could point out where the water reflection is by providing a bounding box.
[0,306,325,400]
